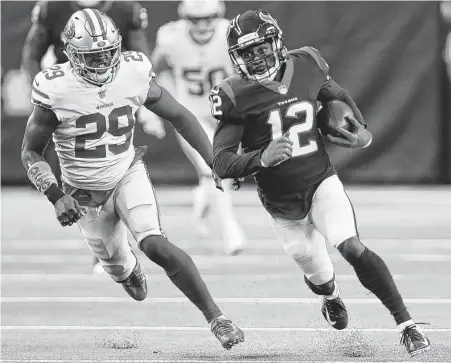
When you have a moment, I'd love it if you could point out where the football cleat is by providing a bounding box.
[119,259,147,301]
[320,284,348,330]
[210,317,245,349]
[400,324,431,357]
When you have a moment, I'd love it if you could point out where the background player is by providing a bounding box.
[21,0,164,272]
[148,0,246,255]
[211,9,430,357]
[21,9,244,350]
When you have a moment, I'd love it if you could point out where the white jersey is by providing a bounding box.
[155,19,234,120]
[31,51,153,190]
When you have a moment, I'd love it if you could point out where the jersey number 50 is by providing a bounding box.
[267,101,318,157]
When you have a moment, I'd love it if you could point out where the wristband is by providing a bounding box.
[44,183,65,205]
[27,161,58,193]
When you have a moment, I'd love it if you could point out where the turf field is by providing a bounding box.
[1,185,451,362]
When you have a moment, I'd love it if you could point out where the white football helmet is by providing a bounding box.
[178,0,225,44]
[61,8,121,85]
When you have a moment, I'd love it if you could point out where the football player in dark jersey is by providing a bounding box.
[21,0,158,274]
[210,9,430,357]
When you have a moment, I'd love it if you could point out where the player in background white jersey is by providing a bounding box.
[148,0,247,255]
[21,9,244,350]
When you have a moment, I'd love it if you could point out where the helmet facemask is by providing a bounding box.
[65,39,121,86]
[178,0,225,44]
[230,36,286,82]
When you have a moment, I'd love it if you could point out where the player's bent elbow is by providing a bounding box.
[212,154,231,179]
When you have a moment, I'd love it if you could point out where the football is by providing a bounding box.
[317,100,354,137]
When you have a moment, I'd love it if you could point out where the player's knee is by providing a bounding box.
[140,235,191,274]
[127,205,163,244]
[304,275,335,296]
[284,241,312,264]
[337,236,366,264]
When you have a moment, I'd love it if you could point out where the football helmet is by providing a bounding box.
[178,0,225,44]
[227,9,287,82]
[61,8,121,85]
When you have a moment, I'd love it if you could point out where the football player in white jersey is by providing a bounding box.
[21,9,244,350]
[149,0,247,255]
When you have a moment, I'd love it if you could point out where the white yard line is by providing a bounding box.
[2,297,451,304]
[1,360,449,363]
[2,326,451,333]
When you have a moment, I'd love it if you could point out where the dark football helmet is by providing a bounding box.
[227,9,287,82]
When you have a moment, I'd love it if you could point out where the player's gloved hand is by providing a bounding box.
[138,107,166,140]
[212,170,224,192]
[326,116,372,148]
[232,177,244,191]
[261,132,293,167]
[54,194,86,227]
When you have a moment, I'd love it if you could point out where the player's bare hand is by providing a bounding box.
[261,132,293,167]
[212,170,224,192]
[326,116,372,148]
[54,194,86,227]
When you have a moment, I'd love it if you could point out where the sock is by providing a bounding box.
[304,275,338,299]
[141,235,222,323]
[398,319,415,332]
[339,245,412,325]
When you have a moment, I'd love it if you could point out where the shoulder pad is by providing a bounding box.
[156,21,182,46]
[209,78,239,121]
[31,1,48,25]
[122,51,154,84]
[290,46,330,77]
[31,64,68,110]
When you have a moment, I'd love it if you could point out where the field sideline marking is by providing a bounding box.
[3,273,450,282]
[2,297,451,304]
[2,326,451,333]
[2,357,449,363]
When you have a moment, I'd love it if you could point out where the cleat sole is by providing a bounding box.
[223,336,245,350]
[410,345,431,357]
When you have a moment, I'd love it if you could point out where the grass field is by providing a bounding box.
[1,185,451,362]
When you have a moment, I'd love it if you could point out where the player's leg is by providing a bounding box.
[310,175,430,356]
[176,132,213,237]
[115,160,244,349]
[176,129,246,255]
[269,214,348,330]
[75,195,147,301]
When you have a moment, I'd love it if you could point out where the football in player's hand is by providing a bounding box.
[317,100,355,137]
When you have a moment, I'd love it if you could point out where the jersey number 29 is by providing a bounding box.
[266,101,318,157]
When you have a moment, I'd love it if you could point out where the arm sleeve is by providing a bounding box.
[318,79,366,127]
[213,120,264,179]
[210,84,264,178]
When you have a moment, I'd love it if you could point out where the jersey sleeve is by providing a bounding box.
[209,81,239,123]
[30,70,56,110]
[124,51,159,104]
[153,22,178,68]
[298,46,330,79]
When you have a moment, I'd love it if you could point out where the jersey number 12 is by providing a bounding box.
[266,101,318,157]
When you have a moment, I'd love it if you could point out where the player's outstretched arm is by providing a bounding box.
[21,106,85,226]
[212,121,265,179]
[21,2,52,81]
[144,83,213,167]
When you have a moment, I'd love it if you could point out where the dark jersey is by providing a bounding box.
[30,1,148,63]
[212,47,337,197]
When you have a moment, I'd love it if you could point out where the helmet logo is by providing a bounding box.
[64,20,75,40]
[278,85,288,95]
[97,41,106,47]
